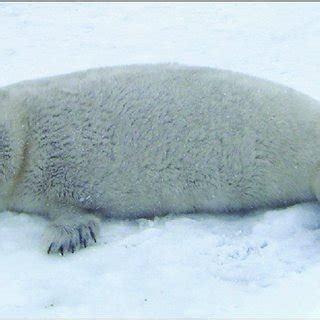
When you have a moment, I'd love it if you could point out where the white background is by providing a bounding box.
[1,2,320,317]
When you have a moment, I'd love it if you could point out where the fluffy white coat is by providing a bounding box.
[1,64,320,254]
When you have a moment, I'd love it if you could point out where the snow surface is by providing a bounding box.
[1,2,320,318]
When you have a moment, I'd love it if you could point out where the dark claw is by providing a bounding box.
[79,228,87,247]
[59,246,64,256]
[47,243,53,254]
[79,229,84,246]
[69,242,75,253]
[89,227,97,243]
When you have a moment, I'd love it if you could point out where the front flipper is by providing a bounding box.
[45,209,100,255]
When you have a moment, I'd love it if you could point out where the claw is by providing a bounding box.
[69,241,75,253]
[79,229,84,246]
[89,226,96,243]
[47,243,53,254]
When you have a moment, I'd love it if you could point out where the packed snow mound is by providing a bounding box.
[1,204,320,318]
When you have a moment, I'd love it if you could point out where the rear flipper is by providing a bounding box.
[45,206,100,255]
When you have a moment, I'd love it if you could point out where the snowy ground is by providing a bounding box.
[1,2,320,318]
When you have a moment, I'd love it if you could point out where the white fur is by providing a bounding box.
[1,64,320,253]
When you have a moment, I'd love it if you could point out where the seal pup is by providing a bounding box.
[0,64,320,254]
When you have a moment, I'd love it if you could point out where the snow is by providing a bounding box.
[1,2,320,318]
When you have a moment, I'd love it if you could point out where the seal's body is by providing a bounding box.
[1,64,320,254]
